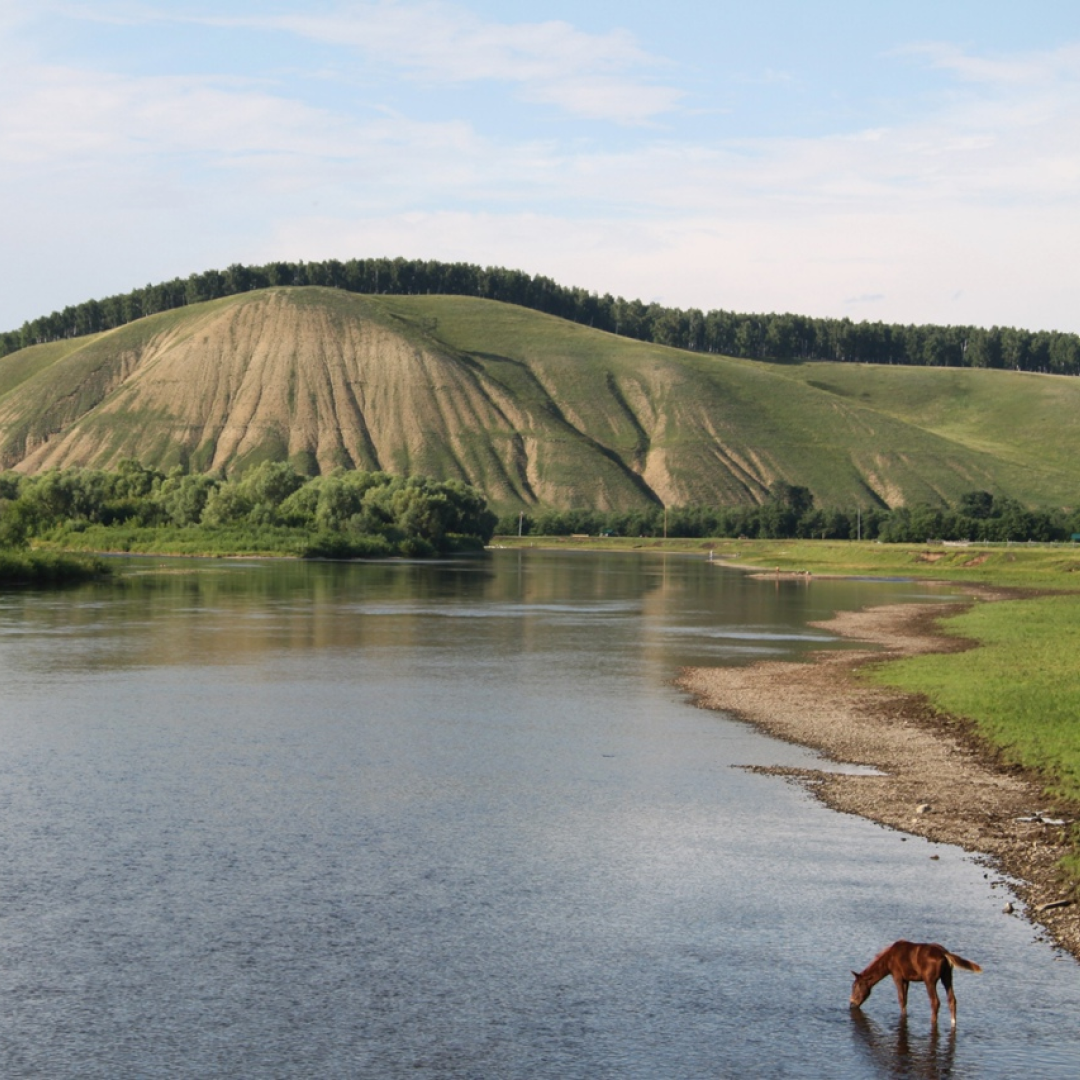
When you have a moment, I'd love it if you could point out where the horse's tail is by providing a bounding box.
[944,952,982,974]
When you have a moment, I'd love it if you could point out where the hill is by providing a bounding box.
[1,287,1077,512]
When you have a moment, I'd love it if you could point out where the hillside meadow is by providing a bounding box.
[2,288,1080,512]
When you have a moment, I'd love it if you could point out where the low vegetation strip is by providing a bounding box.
[0,549,111,585]
[498,490,1080,546]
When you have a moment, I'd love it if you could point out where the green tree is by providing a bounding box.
[958,491,995,519]
[115,459,163,499]
[0,497,35,548]
[200,483,252,526]
[156,472,218,526]
[238,461,306,513]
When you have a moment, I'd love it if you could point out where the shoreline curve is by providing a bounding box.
[677,596,1080,961]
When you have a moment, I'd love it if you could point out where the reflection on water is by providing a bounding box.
[850,1013,957,1080]
[1,550,947,677]
[0,550,1077,1078]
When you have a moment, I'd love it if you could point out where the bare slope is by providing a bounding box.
[1,287,1076,511]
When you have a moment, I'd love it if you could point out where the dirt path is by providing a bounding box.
[677,597,1080,958]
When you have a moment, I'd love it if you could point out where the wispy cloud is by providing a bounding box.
[901,40,1080,86]
[72,1,684,126]
[265,4,653,83]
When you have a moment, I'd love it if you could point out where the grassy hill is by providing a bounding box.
[1,286,1076,512]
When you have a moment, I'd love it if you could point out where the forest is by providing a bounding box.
[499,484,1080,545]
[3,257,1078,375]
[0,461,498,559]
[2,463,1072,555]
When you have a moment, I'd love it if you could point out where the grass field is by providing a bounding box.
[31,522,482,559]
[870,594,1080,792]
[381,293,1080,508]
[36,523,313,558]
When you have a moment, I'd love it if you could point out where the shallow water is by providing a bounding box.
[0,550,1077,1078]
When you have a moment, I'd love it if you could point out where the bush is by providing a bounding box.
[0,549,111,585]
[300,532,395,559]
[398,535,436,558]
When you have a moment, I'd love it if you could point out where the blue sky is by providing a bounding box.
[2,1,1079,332]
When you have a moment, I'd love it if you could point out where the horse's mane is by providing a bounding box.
[858,940,910,980]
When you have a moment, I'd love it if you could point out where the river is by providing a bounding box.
[0,549,1077,1078]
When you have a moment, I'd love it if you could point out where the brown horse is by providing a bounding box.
[849,940,982,1026]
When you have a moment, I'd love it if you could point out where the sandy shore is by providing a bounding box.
[677,596,1080,958]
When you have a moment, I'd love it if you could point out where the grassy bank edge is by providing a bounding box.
[858,595,1080,881]
[30,523,488,560]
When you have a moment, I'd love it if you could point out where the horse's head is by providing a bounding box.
[850,972,872,1008]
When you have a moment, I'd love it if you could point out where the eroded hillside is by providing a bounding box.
[1,287,1076,511]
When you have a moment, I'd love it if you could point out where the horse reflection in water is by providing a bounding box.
[850,1010,957,1080]
[850,940,983,1027]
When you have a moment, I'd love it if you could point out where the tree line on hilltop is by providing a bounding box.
[2,258,1078,375]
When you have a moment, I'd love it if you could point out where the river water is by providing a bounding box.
[0,549,1077,1078]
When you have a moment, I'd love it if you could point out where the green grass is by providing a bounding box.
[0,337,102,399]
[865,595,1080,803]
[39,523,313,557]
[778,361,1080,484]
[378,293,1080,509]
[709,538,1080,588]
[36,523,464,560]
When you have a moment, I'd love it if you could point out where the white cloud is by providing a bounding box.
[903,40,1080,87]
[75,1,683,126]
[0,58,492,181]
[271,4,651,81]
[0,0,40,30]
[259,194,1079,334]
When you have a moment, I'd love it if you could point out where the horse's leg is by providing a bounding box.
[893,974,909,1016]
[925,977,941,1026]
[940,963,957,1026]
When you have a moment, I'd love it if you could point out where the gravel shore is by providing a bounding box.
[677,596,1080,958]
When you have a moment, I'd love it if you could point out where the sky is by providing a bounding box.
[2,0,1079,333]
